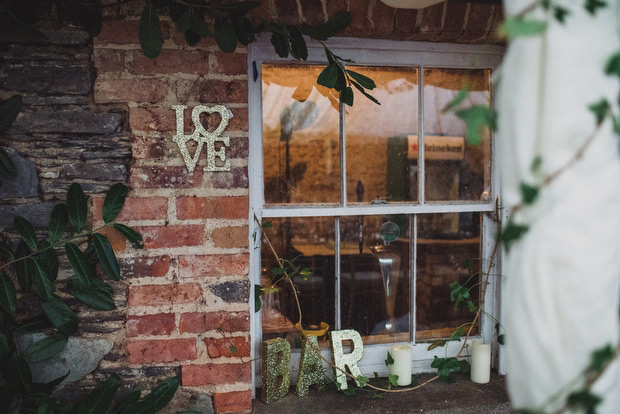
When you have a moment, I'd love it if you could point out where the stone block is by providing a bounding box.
[0,63,91,95]
[14,108,123,134]
[0,147,38,198]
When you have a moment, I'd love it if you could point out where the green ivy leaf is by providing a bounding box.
[31,258,53,300]
[23,334,68,362]
[102,183,128,224]
[177,7,212,38]
[17,313,54,334]
[385,351,394,366]
[13,215,37,251]
[214,15,237,53]
[553,6,570,24]
[0,271,17,315]
[356,375,370,387]
[76,374,121,414]
[0,147,16,179]
[254,284,262,312]
[350,80,380,105]
[129,377,179,414]
[442,89,469,113]
[449,326,464,341]
[66,278,115,311]
[498,221,529,251]
[93,233,120,281]
[48,203,68,244]
[113,389,141,414]
[139,1,163,58]
[501,17,547,39]
[342,387,357,396]
[301,12,352,41]
[427,340,447,350]
[584,0,607,16]
[6,354,32,393]
[340,86,354,106]
[519,182,540,205]
[67,183,87,233]
[65,243,93,285]
[270,30,290,58]
[14,240,33,292]
[317,63,340,89]
[38,240,59,282]
[456,105,496,145]
[346,70,376,90]
[604,51,620,78]
[288,25,307,61]
[387,374,399,387]
[41,296,78,335]
[113,224,144,248]
[587,343,615,373]
[567,390,602,414]
[0,95,22,133]
[271,266,286,275]
[588,98,610,125]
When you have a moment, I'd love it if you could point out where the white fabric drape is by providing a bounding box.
[499,2,620,413]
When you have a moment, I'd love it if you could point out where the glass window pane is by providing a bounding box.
[345,67,419,204]
[341,215,411,344]
[262,64,341,205]
[423,69,492,202]
[416,212,481,341]
[261,217,335,348]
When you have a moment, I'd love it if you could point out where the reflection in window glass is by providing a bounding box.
[340,215,410,343]
[345,67,419,204]
[262,64,341,205]
[416,212,481,341]
[261,217,335,348]
[423,69,492,202]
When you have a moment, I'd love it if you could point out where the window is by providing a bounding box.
[249,38,503,383]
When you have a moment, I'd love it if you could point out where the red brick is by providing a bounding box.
[136,224,204,249]
[227,136,249,159]
[349,2,371,36]
[212,52,248,76]
[211,226,249,249]
[417,2,446,41]
[210,167,248,189]
[94,20,140,45]
[183,80,248,105]
[120,255,171,278]
[179,311,250,334]
[181,363,251,386]
[128,283,203,307]
[395,9,420,38]
[300,0,325,26]
[92,196,168,221]
[126,313,175,337]
[127,338,196,363]
[130,166,202,189]
[273,0,300,25]
[178,254,249,278]
[172,32,218,48]
[93,48,125,72]
[132,50,210,75]
[326,0,349,17]
[176,196,249,220]
[213,390,252,414]
[205,336,250,358]
[459,3,494,43]
[372,1,396,37]
[435,2,468,42]
[131,135,167,159]
[94,79,168,104]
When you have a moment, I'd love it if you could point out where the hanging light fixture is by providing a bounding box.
[379,0,444,8]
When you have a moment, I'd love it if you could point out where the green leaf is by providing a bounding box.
[342,388,357,396]
[604,51,620,78]
[270,31,290,58]
[129,377,179,414]
[288,25,307,61]
[567,390,602,414]
[584,0,607,16]
[214,15,237,53]
[65,243,93,285]
[177,7,213,38]
[48,203,68,244]
[0,147,16,179]
[442,89,469,113]
[37,240,59,282]
[587,343,615,373]
[31,371,70,395]
[14,240,33,292]
[41,296,78,335]
[519,182,540,205]
[356,375,369,387]
[6,354,32,392]
[67,183,87,233]
[0,241,13,260]
[301,12,352,41]
[0,95,22,133]
[0,271,17,315]
[385,351,394,366]
[497,334,505,345]
[67,278,115,311]
[501,17,547,39]
[499,221,529,251]
[588,98,610,125]
[76,374,121,414]
[340,86,354,107]
[102,183,128,224]
[112,224,143,248]
[427,340,447,350]
[14,215,37,251]
[449,326,464,341]
[270,266,286,275]
[351,80,380,105]
[346,70,376,90]
[93,233,120,281]
[317,64,340,89]
[254,284,262,312]
[17,313,54,333]
[456,105,496,145]
[113,389,141,413]
[458,359,471,373]
[23,334,68,362]
[387,374,399,387]
[31,258,53,300]
[139,1,163,58]
[553,6,570,24]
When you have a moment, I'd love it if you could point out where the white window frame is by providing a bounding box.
[248,35,504,391]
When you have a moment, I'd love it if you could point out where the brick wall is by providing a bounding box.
[0,1,502,413]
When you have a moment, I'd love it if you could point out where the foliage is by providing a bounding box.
[430,356,470,383]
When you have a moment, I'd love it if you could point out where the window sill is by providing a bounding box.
[253,372,511,413]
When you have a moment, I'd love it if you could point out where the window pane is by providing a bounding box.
[261,217,335,348]
[341,215,411,344]
[262,64,341,205]
[345,67,419,204]
[423,69,492,202]
[416,212,481,341]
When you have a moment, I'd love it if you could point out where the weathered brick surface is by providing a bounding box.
[300,0,325,26]
[94,78,169,104]
[205,336,251,358]
[211,226,249,249]
[178,254,249,279]
[176,196,249,220]
[131,50,210,75]
[127,338,197,363]
[136,224,205,249]
[120,255,171,278]
[212,52,248,76]
[126,313,175,337]
[181,363,251,386]
[128,283,203,307]
[213,390,252,414]
[92,196,168,221]
[130,166,202,189]
[210,167,249,189]
[179,311,250,334]
[93,49,125,72]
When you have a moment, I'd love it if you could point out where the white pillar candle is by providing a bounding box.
[389,345,412,386]
[470,341,491,384]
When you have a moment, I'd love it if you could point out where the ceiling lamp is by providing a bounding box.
[379,0,445,8]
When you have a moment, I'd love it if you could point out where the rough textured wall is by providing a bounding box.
[0,1,503,413]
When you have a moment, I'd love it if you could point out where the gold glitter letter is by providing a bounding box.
[295,336,327,397]
[330,329,364,390]
[261,338,291,403]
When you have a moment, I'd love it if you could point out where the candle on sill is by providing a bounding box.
[389,345,412,386]
[470,340,491,384]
